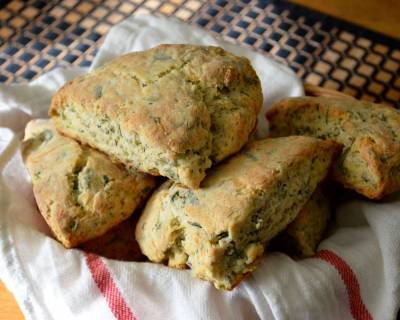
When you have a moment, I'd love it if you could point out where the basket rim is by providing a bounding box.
[304,83,356,100]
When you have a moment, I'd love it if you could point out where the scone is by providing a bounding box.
[266,97,400,199]
[273,186,331,258]
[135,137,341,290]
[22,119,156,248]
[49,44,263,188]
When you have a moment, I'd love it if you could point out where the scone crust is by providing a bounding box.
[136,136,341,290]
[49,44,263,188]
[266,97,400,199]
[22,119,156,248]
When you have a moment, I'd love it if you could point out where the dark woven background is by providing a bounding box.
[0,0,399,106]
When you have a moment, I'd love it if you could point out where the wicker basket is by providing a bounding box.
[304,84,356,100]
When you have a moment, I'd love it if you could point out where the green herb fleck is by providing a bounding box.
[337,148,350,176]
[378,113,387,122]
[94,85,103,99]
[185,190,200,205]
[170,189,199,205]
[151,116,161,124]
[69,219,79,232]
[41,129,53,142]
[153,53,172,61]
[216,231,228,241]
[102,175,109,186]
[154,222,162,230]
[325,109,329,124]
[188,221,202,228]
[171,191,179,202]
[361,174,370,183]
[243,151,258,161]
[276,181,288,198]
[146,96,159,105]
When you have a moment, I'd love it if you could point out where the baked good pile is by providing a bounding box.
[22,44,400,290]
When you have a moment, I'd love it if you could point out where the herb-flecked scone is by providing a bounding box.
[49,44,263,188]
[22,119,156,248]
[273,186,331,258]
[266,97,400,199]
[135,136,341,290]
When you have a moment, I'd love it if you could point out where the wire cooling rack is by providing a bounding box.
[0,0,399,106]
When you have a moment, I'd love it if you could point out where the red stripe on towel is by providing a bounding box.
[315,249,373,320]
[85,253,138,320]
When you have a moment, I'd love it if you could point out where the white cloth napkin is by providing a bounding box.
[0,15,399,320]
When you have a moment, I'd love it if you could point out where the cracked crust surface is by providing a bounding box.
[266,97,400,199]
[49,44,263,188]
[135,136,341,290]
[22,119,156,248]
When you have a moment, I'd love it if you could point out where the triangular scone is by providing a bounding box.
[266,97,400,199]
[49,44,263,188]
[22,119,156,248]
[135,136,341,290]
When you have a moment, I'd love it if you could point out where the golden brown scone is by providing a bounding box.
[266,97,400,199]
[80,214,146,261]
[22,119,156,248]
[273,186,331,258]
[135,137,341,290]
[49,44,263,188]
